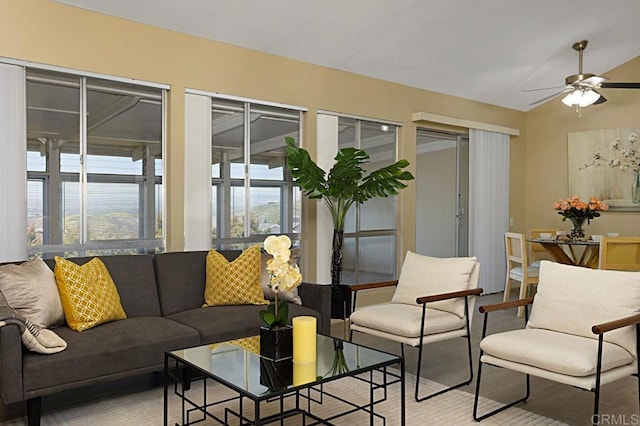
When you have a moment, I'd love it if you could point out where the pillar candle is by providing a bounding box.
[292,316,316,362]
[293,361,317,386]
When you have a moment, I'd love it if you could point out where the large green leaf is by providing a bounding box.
[285,137,414,229]
[357,160,414,202]
[285,137,327,199]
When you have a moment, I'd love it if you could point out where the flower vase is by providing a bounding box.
[633,171,640,204]
[260,326,293,361]
[570,217,586,239]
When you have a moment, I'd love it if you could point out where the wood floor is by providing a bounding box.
[0,292,637,425]
[342,292,639,426]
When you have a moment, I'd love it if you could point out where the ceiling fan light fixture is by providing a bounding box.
[561,88,601,108]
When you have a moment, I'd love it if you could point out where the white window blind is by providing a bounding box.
[0,63,27,262]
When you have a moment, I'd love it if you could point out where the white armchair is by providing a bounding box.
[349,252,481,401]
[474,260,640,424]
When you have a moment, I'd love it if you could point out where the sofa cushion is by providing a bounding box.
[167,303,322,345]
[0,257,64,328]
[44,254,161,318]
[481,328,634,377]
[22,317,200,393]
[204,246,268,307]
[54,257,127,331]
[528,261,640,356]
[154,250,242,316]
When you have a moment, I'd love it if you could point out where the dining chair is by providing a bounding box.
[349,252,482,402]
[504,232,539,317]
[528,228,557,266]
[598,236,640,271]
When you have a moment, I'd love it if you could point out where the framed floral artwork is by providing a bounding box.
[568,126,640,211]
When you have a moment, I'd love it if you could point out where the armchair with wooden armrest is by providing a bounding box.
[348,252,482,402]
[473,261,640,425]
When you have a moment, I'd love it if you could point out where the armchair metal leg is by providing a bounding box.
[473,356,530,421]
[414,296,475,402]
[473,308,530,421]
[415,332,475,402]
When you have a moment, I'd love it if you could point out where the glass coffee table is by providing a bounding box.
[163,333,405,425]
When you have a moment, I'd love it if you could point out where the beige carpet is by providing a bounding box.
[1,373,568,425]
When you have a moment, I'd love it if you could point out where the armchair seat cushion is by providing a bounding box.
[480,328,634,377]
[349,303,465,338]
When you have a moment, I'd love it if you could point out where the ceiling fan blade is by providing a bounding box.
[522,86,566,92]
[600,82,640,89]
[592,89,607,105]
[594,94,607,105]
[529,88,572,106]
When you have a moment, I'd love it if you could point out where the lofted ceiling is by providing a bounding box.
[53,0,640,112]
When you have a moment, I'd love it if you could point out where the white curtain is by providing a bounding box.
[469,129,510,294]
[0,64,27,262]
[184,93,213,251]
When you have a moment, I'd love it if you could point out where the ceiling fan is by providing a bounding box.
[528,40,640,108]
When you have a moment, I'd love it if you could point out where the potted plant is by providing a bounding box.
[259,235,302,359]
[285,137,414,317]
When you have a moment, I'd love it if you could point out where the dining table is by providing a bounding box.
[527,237,600,268]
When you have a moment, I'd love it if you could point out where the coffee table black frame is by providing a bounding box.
[163,334,405,425]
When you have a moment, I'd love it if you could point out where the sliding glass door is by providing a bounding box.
[415,129,469,257]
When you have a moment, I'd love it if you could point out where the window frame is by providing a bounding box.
[210,97,303,249]
[25,69,166,257]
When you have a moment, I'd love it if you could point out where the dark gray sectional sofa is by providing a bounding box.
[0,250,330,425]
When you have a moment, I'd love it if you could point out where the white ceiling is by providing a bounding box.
[54,0,640,111]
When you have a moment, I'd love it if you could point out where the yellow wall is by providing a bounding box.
[525,56,640,236]
[0,0,540,278]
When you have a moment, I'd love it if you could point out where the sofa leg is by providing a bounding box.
[27,397,41,426]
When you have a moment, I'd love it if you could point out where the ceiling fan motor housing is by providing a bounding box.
[565,73,596,86]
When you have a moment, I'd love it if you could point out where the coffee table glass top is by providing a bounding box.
[169,333,399,399]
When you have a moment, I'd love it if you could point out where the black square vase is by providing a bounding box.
[259,326,293,360]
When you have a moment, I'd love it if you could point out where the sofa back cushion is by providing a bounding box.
[44,254,161,318]
[528,261,640,356]
[154,250,242,316]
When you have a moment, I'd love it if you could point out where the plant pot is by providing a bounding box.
[260,326,293,360]
[330,285,352,319]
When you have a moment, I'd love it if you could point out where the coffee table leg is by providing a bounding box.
[400,357,406,426]
[254,400,260,426]
[163,353,168,426]
[369,370,374,424]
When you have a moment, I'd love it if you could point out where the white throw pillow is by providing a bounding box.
[0,257,65,328]
[391,252,478,317]
[528,261,640,356]
[260,249,302,305]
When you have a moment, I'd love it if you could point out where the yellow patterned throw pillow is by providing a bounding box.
[54,257,127,332]
[203,245,268,307]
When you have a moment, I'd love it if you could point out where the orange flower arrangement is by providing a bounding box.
[552,195,609,224]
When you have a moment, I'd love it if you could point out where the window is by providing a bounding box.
[211,98,302,249]
[26,69,165,257]
[338,117,399,284]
